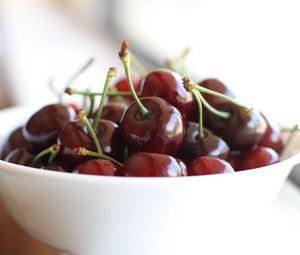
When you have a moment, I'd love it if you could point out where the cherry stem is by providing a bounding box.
[182,76,251,114]
[119,41,149,118]
[191,90,205,138]
[92,67,117,131]
[165,48,190,75]
[65,88,131,97]
[88,95,95,117]
[31,144,61,167]
[64,57,94,88]
[78,110,103,154]
[130,51,147,77]
[197,92,231,119]
[48,78,63,103]
[75,147,124,167]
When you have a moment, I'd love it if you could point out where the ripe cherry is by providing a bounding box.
[74,159,123,176]
[120,97,184,155]
[239,146,279,170]
[1,126,27,160]
[23,104,76,153]
[139,69,194,120]
[41,163,65,172]
[258,113,283,153]
[119,41,184,155]
[124,152,187,177]
[4,147,34,166]
[205,102,267,150]
[189,156,234,175]
[179,122,229,161]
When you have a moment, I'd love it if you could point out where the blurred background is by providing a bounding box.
[1,0,300,254]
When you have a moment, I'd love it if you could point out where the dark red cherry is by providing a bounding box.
[58,119,95,170]
[1,126,27,159]
[204,102,267,150]
[74,159,123,176]
[199,79,236,105]
[189,156,234,175]
[95,119,125,161]
[258,113,283,153]
[124,152,187,177]
[4,147,34,166]
[41,163,65,172]
[120,96,184,155]
[226,151,242,170]
[139,69,194,119]
[178,122,229,161]
[239,146,279,170]
[23,104,76,153]
[100,102,128,124]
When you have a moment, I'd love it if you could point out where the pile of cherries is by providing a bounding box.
[0,41,284,177]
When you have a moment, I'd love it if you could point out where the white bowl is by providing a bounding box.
[0,105,300,255]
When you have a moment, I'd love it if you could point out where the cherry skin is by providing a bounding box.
[124,152,187,177]
[189,156,235,175]
[120,96,184,155]
[226,151,242,171]
[58,119,96,170]
[139,69,194,119]
[100,102,128,124]
[239,146,279,170]
[258,113,283,153]
[74,159,123,176]
[178,122,229,161]
[204,102,267,150]
[95,119,125,161]
[1,126,27,160]
[4,147,34,166]
[23,104,76,153]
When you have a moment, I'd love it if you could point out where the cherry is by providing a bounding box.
[99,102,127,124]
[95,119,125,161]
[239,146,279,170]
[4,147,34,166]
[189,156,234,175]
[139,69,194,119]
[120,96,184,155]
[22,103,76,153]
[74,159,123,176]
[179,122,229,161]
[1,126,27,160]
[226,151,242,170]
[258,113,283,153]
[119,41,184,155]
[204,102,267,150]
[124,152,187,177]
[58,119,95,169]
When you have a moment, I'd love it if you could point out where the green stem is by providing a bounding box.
[79,111,103,154]
[129,51,147,77]
[195,84,250,113]
[191,90,204,138]
[76,147,124,167]
[92,67,117,131]
[197,92,230,119]
[119,41,149,118]
[64,57,94,88]
[65,88,132,97]
[88,95,95,117]
[31,144,60,166]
